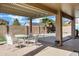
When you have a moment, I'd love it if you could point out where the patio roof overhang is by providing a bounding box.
[0,3,54,19]
[0,3,76,19]
[27,3,74,20]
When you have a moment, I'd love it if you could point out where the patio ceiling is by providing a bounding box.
[0,3,79,19]
[44,3,79,18]
[27,3,74,19]
[73,4,79,18]
[0,3,54,19]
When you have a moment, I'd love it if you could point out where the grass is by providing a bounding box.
[0,35,6,42]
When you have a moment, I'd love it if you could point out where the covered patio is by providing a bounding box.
[0,3,79,56]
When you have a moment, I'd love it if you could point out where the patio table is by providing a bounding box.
[15,34,28,48]
[15,34,28,41]
[15,34,28,38]
[15,34,44,48]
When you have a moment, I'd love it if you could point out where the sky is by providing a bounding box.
[0,13,29,26]
[0,13,72,26]
[0,13,78,30]
[32,16,56,24]
[0,13,56,26]
[62,17,71,25]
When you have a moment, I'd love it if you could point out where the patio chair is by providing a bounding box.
[5,34,13,45]
[38,33,45,41]
[34,34,40,45]
[27,34,39,45]
[16,38,26,48]
[15,35,27,48]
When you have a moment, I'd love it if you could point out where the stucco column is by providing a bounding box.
[55,8,62,46]
[71,18,75,39]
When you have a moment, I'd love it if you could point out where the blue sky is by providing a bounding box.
[32,16,56,24]
[1,13,78,30]
[0,13,56,26]
[0,12,77,30]
[0,13,29,26]
[62,17,71,24]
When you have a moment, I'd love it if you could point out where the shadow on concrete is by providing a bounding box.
[23,45,47,56]
[63,36,72,42]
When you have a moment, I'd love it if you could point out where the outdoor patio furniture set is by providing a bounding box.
[14,33,44,48]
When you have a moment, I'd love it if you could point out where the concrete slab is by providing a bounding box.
[0,44,43,56]
[35,46,78,56]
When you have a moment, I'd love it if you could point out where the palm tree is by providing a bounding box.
[42,17,55,26]
[41,17,55,33]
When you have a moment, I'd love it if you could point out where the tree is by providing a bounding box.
[41,17,55,33]
[42,17,49,24]
[0,19,8,25]
[13,19,20,25]
[41,17,55,26]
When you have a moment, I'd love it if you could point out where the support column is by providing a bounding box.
[7,25,9,34]
[39,25,40,34]
[7,22,9,34]
[71,7,75,39]
[55,5,62,46]
[26,26,29,35]
[71,18,75,39]
[29,17,32,34]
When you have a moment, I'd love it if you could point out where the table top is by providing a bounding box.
[15,34,28,38]
[35,46,78,56]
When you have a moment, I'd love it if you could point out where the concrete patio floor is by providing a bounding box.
[0,43,78,56]
[0,33,79,56]
[35,46,78,56]
[0,44,43,56]
[60,38,79,52]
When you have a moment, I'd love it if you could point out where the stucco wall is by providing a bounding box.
[9,26,28,35]
[0,25,47,36]
[0,25,7,36]
[32,25,47,34]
